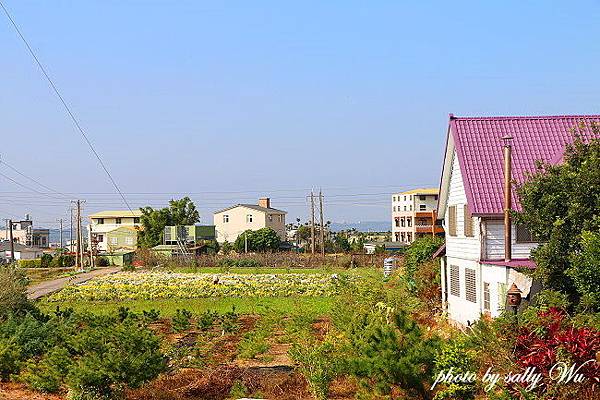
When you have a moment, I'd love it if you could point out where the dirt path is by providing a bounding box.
[27,266,121,300]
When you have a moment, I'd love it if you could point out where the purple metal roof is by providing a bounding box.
[481,259,536,269]
[450,115,600,215]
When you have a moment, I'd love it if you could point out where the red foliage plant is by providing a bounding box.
[515,308,600,388]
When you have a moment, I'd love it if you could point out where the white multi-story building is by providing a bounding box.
[391,188,443,244]
[88,210,143,252]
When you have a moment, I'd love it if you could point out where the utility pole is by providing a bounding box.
[8,219,14,263]
[244,231,248,253]
[57,218,63,249]
[71,200,85,271]
[319,190,325,257]
[310,191,316,255]
[69,206,74,253]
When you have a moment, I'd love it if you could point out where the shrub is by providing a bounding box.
[198,310,217,331]
[0,267,33,318]
[514,308,600,394]
[19,347,71,393]
[50,254,75,268]
[172,309,192,333]
[40,254,53,268]
[96,257,110,267]
[66,320,166,397]
[289,337,341,400]
[432,340,477,400]
[142,309,160,324]
[0,338,21,380]
[403,236,444,287]
[18,259,41,268]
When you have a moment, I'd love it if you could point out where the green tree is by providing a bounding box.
[516,127,600,311]
[333,234,351,253]
[137,197,200,248]
[233,228,281,252]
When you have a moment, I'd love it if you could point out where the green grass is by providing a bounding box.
[37,296,334,317]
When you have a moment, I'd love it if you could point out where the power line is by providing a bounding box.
[0,1,133,213]
[0,157,68,198]
[0,170,66,200]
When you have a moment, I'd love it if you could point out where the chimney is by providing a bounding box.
[502,136,513,262]
[258,197,271,209]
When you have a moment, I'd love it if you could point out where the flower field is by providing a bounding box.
[48,271,350,302]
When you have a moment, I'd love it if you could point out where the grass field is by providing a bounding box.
[37,296,333,316]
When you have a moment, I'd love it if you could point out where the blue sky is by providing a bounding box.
[1,1,599,227]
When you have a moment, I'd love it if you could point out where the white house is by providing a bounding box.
[213,198,286,243]
[88,210,143,252]
[437,114,600,326]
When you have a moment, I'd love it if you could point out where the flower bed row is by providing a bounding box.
[48,272,350,301]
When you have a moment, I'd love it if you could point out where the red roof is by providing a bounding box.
[450,115,600,215]
[481,258,536,269]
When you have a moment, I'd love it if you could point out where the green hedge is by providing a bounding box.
[18,259,42,268]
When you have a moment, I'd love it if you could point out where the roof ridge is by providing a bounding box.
[451,114,600,120]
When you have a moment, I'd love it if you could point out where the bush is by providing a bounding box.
[40,254,53,268]
[96,257,110,267]
[0,267,33,318]
[66,320,165,397]
[50,254,75,268]
[18,259,42,268]
[289,337,340,400]
[403,236,444,284]
[432,340,476,400]
[19,347,71,393]
[0,338,21,380]
[172,309,192,333]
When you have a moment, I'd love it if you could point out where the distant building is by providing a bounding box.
[391,188,444,244]
[151,225,217,257]
[88,210,143,252]
[0,216,50,248]
[0,241,44,262]
[213,197,286,243]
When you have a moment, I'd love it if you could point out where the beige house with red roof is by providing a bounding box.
[437,114,600,326]
[391,188,444,244]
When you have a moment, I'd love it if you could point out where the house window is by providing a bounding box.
[110,237,118,245]
[450,265,460,297]
[463,205,473,237]
[393,206,396,212]
[465,268,476,303]
[403,206,407,211]
[246,214,253,223]
[97,234,104,242]
[393,196,396,202]
[279,215,284,222]
[395,218,400,227]
[400,218,405,227]
[434,195,438,200]
[133,217,140,224]
[223,215,229,223]
[125,237,133,245]
[404,196,407,201]
[401,232,405,242]
[419,204,426,211]
[410,205,413,211]
[115,218,122,224]
[419,195,426,201]
[498,283,507,311]
[407,217,412,227]
[448,205,457,236]
[268,214,273,222]
[96,218,104,225]
[407,232,412,242]
[516,224,536,243]
[483,282,491,311]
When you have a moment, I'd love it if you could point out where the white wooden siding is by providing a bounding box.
[445,152,481,260]
[484,220,538,259]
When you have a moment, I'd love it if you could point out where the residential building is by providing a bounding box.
[0,241,44,262]
[437,114,600,326]
[0,216,50,248]
[213,197,286,243]
[391,188,443,244]
[88,210,143,252]
[152,225,217,257]
[163,225,216,245]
